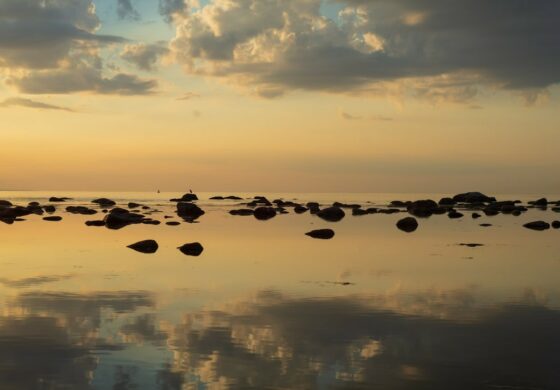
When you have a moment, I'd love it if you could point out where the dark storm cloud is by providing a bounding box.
[0,98,73,112]
[169,0,560,98]
[117,0,140,21]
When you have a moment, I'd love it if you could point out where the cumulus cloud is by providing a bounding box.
[167,0,560,100]
[121,42,169,71]
[0,0,157,95]
[0,97,73,111]
[159,0,189,23]
[117,0,140,21]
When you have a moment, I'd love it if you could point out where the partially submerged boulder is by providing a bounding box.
[253,207,276,221]
[178,242,204,256]
[523,221,550,231]
[128,240,159,254]
[176,202,205,222]
[396,217,418,233]
[306,229,335,239]
[316,207,345,222]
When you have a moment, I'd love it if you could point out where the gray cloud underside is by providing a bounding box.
[169,0,560,97]
[117,0,140,21]
[0,98,73,111]
[121,42,169,71]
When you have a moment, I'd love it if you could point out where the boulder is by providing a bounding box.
[306,229,335,239]
[396,217,418,233]
[92,198,116,207]
[229,209,254,216]
[448,211,464,219]
[85,220,106,227]
[178,242,204,256]
[407,200,439,218]
[66,206,97,215]
[176,202,205,221]
[317,207,345,222]
[0,200,12,207]
[523,221,550,231]
[43,216,62,222]
[551,221,560,229]
[294,205,308,214]
[453,192,495,203]
[127,240,159,254]
[170,193,199,202]
[104,209,144,229]
[253,207,277,221]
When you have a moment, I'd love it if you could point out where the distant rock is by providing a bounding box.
[43,205,56,213]
[176,202,205,221]
[49,197,68,202]
[306,229,335,239]
[66,206,97,215]
[166,221,181,226]
[438,197,456,206]
[43,216,62,222]
[472,213,482,219]
[178,242,204,256]
[453,192,495,203]
[523,221,550,231]
[479,223,493,227]
[294,205,308,214]
[92,198,116,207]
[229,209,254,216]
[253,207,277,221]
[551,221,560,229]
[459,243,484,247]
[104,209,144,229]
[127,240,159,254]
[407,200,439,218]
[170,193,199,202]
[529,198,548,207]
[396,217,418,233]
[306,202,320,214]
[317,207,345,222]
[448,210,464,219]
[0,200,13,207]
[128,202,142,209]
[85,220,106,227]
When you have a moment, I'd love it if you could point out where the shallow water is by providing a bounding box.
[1,191,560,389]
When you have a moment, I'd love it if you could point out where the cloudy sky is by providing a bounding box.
[1,0,559,193]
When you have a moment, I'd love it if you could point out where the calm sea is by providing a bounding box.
[1,191,559,389]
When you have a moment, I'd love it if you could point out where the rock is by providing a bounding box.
[229,209,254,216]
[170,193,199,202]
[210,196,224,200]
[453,192,495,203]
[352,208,369,216]
[142,220,161,225]
[43,216,62,222]
[225,196,242,200]
[448,210,464,219]
[92,198,116,207]
[127,240,159,254]
[551,221,560,229]
[378,209,401,214]
[294,205,308,214]
[0,200,13,207]
[253,207,277,221]
[104,209,145,229]
[128,202,142,209]
[176,202,205,221]
[166,221,181,226]
[43,205,56,213]
[178,242,204,256]
[49,197,68,202]
[306,202,320,214]
[407,200,439,218]
[552,207,560,213]
[85,220,106,227]
[316,207,345,222]
[305,229,335,239]
[396,217,418,233]
[472,213,482,219]
[390,200,408,207]
[523,221,550,231]
[333,202,361,209]
[66,206,97,215]
[480,223,493,227]
[438,197,456,206]
[459,243,484,247]
[529,198,548,206]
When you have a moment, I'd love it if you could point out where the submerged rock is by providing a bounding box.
[178,242,204,256]
[306,229,335,239]
[523,221,550,231]
[230,209,254,216]
[480,223,493,227]
[254,207,277,221]
[127,240,159,254]
[396,217,418,233]
[317,207,345,222]
[43,216,62,222]
[472,213,482,219]
[176,202,205,221]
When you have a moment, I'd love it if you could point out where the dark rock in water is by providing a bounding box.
[43,216,62,222]
[306,229,335,239]
[352,208,369,216]
[0,200,13,206]
[552,207,560,213]
[333,202,361,209]
[448,211,464,219]
[170,193,199,202]
[225,195,242,200]
[390,200,408,207]
[378,208,400,214]
[49,197,68,202]
[28,202,40,207]
[176,202,205,221]
[453,192,495,203]
[396,217,418,233]
[92,198,116,207]
[523,221,550,231]
[472,213,482,219]
[294,205,308,214]
[43,205,56,213]
[438,197,456,206]
[317,207,345,222]
[460,243,484,248]
[512,210,522,216]
[407,200,438,218]
[166,221,181,226]
[178,242,204,256]
[104,209,145,229]
[305,202,319,213]
[85,220,106,227]
[480,223,493,227]
[127,240,159,254]
[66,206,98,215]
[128,202,142,209]
[210,196,224,200]
[529,198,548,206]
[248,196,272,207]
[483,208,500,216]
[230,209,254,216]
[551,221,560,229]
[142,219,161,225]
[253,207,277,221]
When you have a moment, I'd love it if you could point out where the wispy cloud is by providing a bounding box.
[339,110,393,121]
[0,97,73,112]
[176,92,200,100]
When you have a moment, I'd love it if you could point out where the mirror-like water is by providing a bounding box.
[1,191,559,389]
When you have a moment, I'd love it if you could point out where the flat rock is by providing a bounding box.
[305,229,335,239]
[316,207,345,222]
[43,216,62,222]
[92,198,116,207]
[178,242,204,256]
[523,221,550,231]
[85,220,106,227]
[253,207,277,220]
[127,240,159,254]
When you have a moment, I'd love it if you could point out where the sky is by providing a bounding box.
[0,0,559,193]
